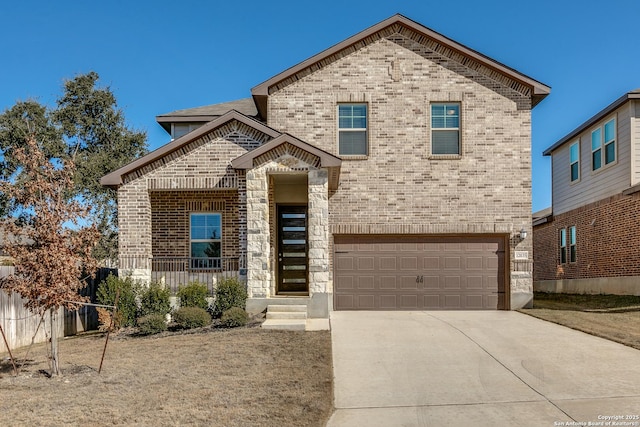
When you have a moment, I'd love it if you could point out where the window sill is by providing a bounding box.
[428,154,462,160]
[339,155,368,160]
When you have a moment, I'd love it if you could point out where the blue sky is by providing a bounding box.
[1,0,638,212]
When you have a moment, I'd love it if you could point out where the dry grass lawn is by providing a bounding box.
[0,326,333,426]
[521,292,640,350]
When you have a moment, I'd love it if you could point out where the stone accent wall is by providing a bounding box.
[534,191,640,281]
[267,32,534,301]
[308,169,330,294]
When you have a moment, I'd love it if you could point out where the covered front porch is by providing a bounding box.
[232,134,341,319]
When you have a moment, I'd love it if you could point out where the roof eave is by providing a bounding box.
[100,110,281,188]
[251,14,550,118]
[543,91,638,156]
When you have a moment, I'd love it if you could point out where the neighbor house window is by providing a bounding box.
[559,228,567,264]
[570,141,580,182]
[190,213,221,269]
[569,226,577,263]
[338,104,367,155]
[431,103,460,155]
[591,118,616,171]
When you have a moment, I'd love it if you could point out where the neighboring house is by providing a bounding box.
[101,14,550,318]
[534,89,640,295]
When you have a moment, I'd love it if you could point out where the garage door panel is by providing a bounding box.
[334,235,505,310]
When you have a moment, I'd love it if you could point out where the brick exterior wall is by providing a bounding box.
[150,190,240,260]
[267,32,534,295]
[534,191,640,281]
[118,125,269,274]
[268,36,532,233]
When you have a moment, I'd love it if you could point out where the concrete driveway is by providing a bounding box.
[328,311,640,427]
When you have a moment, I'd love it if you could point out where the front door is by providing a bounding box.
[277,205,308,294]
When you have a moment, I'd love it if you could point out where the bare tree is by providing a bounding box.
[0,134,100,376]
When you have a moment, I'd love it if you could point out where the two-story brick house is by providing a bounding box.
[534,89,640,295]
[101,14,550,320]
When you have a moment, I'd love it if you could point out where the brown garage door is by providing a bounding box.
[334,235,506,310]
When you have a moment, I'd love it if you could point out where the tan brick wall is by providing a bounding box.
[534,191,640,281]
[267,34,532,254]
[150,190,240,260]
[118,126,265,268]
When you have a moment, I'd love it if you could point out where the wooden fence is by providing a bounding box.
[0,266,113,354]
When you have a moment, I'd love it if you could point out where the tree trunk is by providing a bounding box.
[50,308,60,376]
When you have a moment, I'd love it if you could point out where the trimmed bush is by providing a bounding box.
[172,307,211,329]
[219,307,249,328]
[211,277,247,318]
[137,313,168,335]
[138,282,171,317]
[96,274,138,328]
[177,281,209,310]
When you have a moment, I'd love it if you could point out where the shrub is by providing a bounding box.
[137,313,168,335]
[96,274,138,328]
[172,307,211,329]
[177,281,209,310]
[138,282,171,317]
[211,277,247,318]
[219,307,249,328]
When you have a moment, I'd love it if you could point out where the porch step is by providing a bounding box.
[262,304,308,330]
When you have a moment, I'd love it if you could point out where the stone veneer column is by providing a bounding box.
[245,169,271,298]
[307,169,331,316]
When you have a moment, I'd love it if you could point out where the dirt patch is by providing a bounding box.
[0,326,333,426]
[520,293,640,351]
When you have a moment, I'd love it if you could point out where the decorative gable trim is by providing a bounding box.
[101,110,281,187]
[252,14,550,118]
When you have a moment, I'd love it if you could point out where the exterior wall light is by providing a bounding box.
[519,228,528,239]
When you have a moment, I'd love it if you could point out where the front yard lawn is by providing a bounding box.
[0,327,333,426]
[521,292,640,351]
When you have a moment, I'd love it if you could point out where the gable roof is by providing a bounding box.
[101,110,280,187]
[155,98,260,133]
[231,133,342,190]
[543,89,640,156]
[251,13,550,119]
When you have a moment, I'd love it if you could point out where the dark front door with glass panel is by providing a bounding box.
[277,205,308,294]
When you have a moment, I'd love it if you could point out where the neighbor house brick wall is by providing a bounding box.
[534,191,640,281]
[267,32,534,287]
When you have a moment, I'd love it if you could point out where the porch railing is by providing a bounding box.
[118,256,244,295]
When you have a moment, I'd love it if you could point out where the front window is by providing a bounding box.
[338,104,367,155]
[431,103,460,155]
[570,142,580,182]
[190,213,221,269]
[591,118,616,171]
[559,229,567,264]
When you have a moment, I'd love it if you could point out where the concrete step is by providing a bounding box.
[267,304,307,313]
[266,311,307,320]
[261,319,307,331]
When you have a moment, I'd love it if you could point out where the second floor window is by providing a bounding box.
[431,103,460,155]
[570,142,580,182]
[338,104,367,155]
[591,118,616,171]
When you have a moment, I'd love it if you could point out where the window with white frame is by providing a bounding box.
[559,228,567,264]
[591,118,616,171]
[190,213,221,269]
[431,103,460,155]
[338,104,367,155]
[570,141,580,182]
[569,225,577,263]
